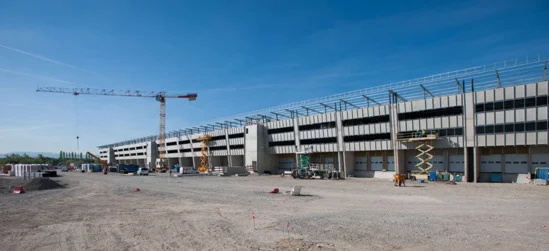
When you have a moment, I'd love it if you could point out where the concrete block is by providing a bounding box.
[534,179,548,185]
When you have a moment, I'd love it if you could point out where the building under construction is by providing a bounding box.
[99,57,549,183]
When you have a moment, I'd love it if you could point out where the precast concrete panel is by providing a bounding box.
[538,131,548,144]
[516,109,525,122]
[527,132,537,145]
[496,134,505,146]
[505,86,515,100]
[515,85,525,98]
[495,88,504,101]
[504,154,528,173]
[441,96,449,108]
[526,83,537,97]
[538,107,548,120]
[419,119,426,129]
[442,117,450,128]
[516,133,526,145]
[505,134,515,145]
[486,112,495,125]
[449,116,458,127]
[505,110,515,123]
[400,102,413,113]
[539,81,549,95]
[526,108,537,121]
[433,97,440,109]
[486,90,494,102]
[486,135,495,146]
[495,111,504,124]
[449,95,457,107]
[476,91,485,103]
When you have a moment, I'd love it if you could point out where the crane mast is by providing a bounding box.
[37,87,197,172]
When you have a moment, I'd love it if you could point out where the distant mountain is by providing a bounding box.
[0,152,58,158]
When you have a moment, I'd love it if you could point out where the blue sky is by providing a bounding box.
[1,0,548,154]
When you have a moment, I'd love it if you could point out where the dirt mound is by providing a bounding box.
[22,178,64,192]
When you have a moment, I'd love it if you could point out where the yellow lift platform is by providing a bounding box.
[196,135,211,173]
[396,131,439,174]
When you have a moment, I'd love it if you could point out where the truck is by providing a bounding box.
[118,164,140,174]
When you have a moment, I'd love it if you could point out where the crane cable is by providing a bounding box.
[74,94,79,150]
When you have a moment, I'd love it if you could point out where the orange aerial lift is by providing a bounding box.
[86,152,112,174]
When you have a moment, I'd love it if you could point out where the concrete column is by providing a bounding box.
[225,129,232,166]
[443,149,449,172]
[389,101,402,174]
[293,118,300,165]
[146,141,158,170]
[206,146,212,171]
[187,134,196,169]
[464,148,469,182]
[473,147,480,183]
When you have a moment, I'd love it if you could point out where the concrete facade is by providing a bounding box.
[100,81,549,182]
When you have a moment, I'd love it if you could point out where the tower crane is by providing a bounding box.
[36,87,197,172]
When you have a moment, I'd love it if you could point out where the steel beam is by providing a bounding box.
[361,95,381,106]
[419,84,434,98]
[339,99,359,109]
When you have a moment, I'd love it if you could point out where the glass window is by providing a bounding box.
[484,103,494,111]
[439,129,447,136]
[476,126,485,134]
[537,121,548,131]
[515,123,525,132]
[525,97,536,107]
[525,122,536,131]
[455,128,463,135]
[537,96,548,106]
[494,101,504,111]
[485,125,494,133]
[495,125,504,133]
[504,100,514,109]
[504,124,514,133]
[515,99,525,108]
[447,128,455,136]
[475,104,485,113]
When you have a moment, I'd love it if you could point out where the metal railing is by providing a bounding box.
[99,56,548,149]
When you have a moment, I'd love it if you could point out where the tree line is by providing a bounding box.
[0,152,96,165]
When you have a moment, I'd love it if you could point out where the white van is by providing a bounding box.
[137,167,149,176]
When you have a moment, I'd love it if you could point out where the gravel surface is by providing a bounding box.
[0,172,548,251]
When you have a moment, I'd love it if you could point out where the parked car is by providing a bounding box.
[137,167,149,176]
[61,167,69,172]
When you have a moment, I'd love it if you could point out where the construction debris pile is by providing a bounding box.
[21,178,65,192]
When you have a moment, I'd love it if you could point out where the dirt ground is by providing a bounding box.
[0,172,548,251]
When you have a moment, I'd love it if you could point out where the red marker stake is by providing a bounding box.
[286,222,290,238]
[252,212,256,230]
